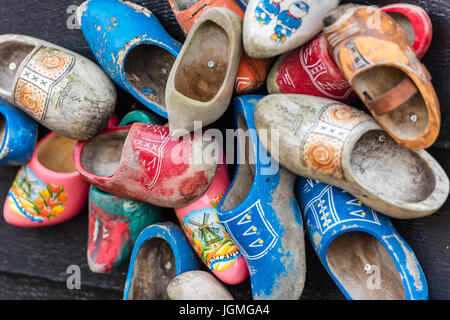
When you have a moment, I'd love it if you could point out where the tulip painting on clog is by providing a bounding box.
[0,101,37,165]
[217,95,306,300]
[88,186,163,273]
[78,0,182,118]
[295,178,428,300]
[73,123,218,208]
[243,0,339,58]
[4,132,89,227]
[175,163,249,285]
[0,34,116,140]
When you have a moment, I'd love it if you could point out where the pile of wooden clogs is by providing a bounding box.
[0,0,447,300]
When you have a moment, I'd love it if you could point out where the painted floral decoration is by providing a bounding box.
[33,184,68,219]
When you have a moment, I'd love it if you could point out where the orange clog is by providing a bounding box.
[323,5,440,150]
[168,0,272,94]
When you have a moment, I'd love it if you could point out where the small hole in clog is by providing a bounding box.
[378,135,386,142]
[165,262,172,270]
[364,264,371,271]
[208,60,215,68]
[9,63,16,70]
[161,68,167,75]
[410,114,418,122]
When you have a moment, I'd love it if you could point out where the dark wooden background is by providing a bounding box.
[0,0,448,300]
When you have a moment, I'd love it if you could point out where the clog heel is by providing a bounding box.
[123,222,200,300]
[77,0,182,118]
[295,178,428,300]
[3,132,89,227]
[0,34,116,140]
[217,95,306,300]
[166,7,243,135]
[254,94,449,219]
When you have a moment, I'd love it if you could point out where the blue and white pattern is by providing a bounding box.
[295,177,428,300]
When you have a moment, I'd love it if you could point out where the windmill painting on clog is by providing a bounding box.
[77,0,182,118]
[243,0,340,59]
[175,163,249,285]
[166,7,243,135]
[124,222,200,300]
[295,178,428,300]
[0,100,37,165]
[167,0,273,95]
[4,132,89,227]
[254,94,449,219]
[266,3,432,102]
[88,186,163,273]
[73,122,218,208]
[0,34,116,140]
[216,95,306,300]
[323,4,440,149]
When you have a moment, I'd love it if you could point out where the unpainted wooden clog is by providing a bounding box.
[323,5,440,149]
[243,0,340,59]
[168,0,273,95]
[266,4,432,102]
[295,178,428,300]
[123,222,200,300]
[73,122,218,208]
[3,132,89,227]
[0,34,116,140]
[78,0,182,118]
[254,94,449,219]
[88,186,163,273]
[175,162,249,285]
[0,100,37,165]
[167,270,234,300]
[217,95,306,300]
[166,7,243,135]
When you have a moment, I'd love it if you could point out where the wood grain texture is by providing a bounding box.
[0,0,448,300]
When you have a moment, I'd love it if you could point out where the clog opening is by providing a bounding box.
[80,130,128,177]
[354,66,428,141]
[326,231,406,300]
[128,238,175,300]
[386,12,415,46]
[220,114,254,211]
[0,41,34,92]
[173,0,201,11]
[174,20,230,102]
[350,129,435,202]
[0,113,5,148]
[125,44,176,111]
[37,134,77,173]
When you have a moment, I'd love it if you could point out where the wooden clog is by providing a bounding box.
[254,94,449,219]
[0,34,116,140]
[323,5,440,149]
[266,4,432,102]
[3,132,89,227]
[0,100,37,165]
[175,163,249,285]
[295,178,428,300]
[88,186,163,273]
[237,0,248,10]
[243,0,340,59]
[168,0,273,95]
[166,7,243,135]
[78,0,182,118]
[123,222,200,300]
[73,123,218,208]
[167,271,234,300]
[217,95,306,300]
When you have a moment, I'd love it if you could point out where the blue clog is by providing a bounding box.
[0,101,37,165]
[123,222,200,300]
[295,177,428,300]
[237,0,248,10]
[78,0,182,118]
[217,95,306,300]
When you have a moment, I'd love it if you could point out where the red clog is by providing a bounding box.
[73,123,218,208]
